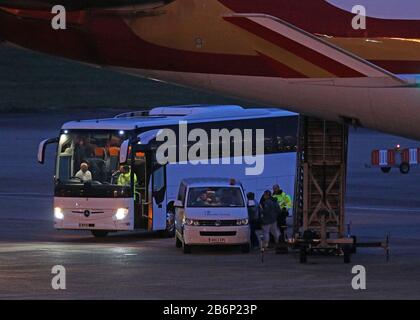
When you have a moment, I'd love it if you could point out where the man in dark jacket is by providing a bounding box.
[259,190,281,248]
[247,192,260,248]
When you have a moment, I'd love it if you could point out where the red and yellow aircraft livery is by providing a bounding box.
[1,0,420,139]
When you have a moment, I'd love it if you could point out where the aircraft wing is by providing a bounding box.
[0,0,174,10]
[224,13,409,86]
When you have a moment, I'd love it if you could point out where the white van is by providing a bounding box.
[174,178,251,254]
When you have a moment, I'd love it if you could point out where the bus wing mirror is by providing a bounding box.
[174,200,184,208]
[119,139,130,164]
[38,137,58,164]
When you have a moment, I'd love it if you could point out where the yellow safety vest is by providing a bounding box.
[273,192,292,210]
[117,171,137,186]
[117,171,139,200]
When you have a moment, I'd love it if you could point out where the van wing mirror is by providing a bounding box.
[38,137,58,164]
[174,200,184,208]
[119,139,130,164]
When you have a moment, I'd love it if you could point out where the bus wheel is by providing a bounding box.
[381,167,391,174]
[158,213,175,238]
[175,236,182,248]
[400,162,410,174]
[91,230,109,238]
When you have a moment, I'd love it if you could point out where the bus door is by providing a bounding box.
[126,129,168,231]
[131,148,167,231]
[150,162,167,231]
[132,148,150,230]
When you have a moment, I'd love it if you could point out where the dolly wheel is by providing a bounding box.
[299,245,307,263]
[351,236,357,254]
[343,246,351,264]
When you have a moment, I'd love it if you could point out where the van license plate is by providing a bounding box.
[209,238,226,244]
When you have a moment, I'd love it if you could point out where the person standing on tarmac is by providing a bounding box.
[259,190,282,249]
[272,184,292,241]
[246,192,261,249]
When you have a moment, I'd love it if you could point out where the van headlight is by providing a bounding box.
[184,218,195,226]
[236,219,249,226]
[54,207,64,220]
[114,208,129,221]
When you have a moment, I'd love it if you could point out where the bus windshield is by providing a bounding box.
[187,187,245,208]
[55,131,133,198]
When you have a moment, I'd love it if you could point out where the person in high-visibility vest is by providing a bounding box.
[272,184,292,241]
[117,165,138,199]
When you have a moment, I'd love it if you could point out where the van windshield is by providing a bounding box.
[187,187,245,208]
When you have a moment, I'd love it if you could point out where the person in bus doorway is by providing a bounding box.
[117,165,139,200]
[75,162,92,182]
[117,165,137,186]
[259,190,282,250]
[247,192,261,249]
[272,184,292,241]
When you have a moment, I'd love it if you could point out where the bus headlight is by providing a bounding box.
[236,219,249,226]
[114,208,129,221]
[54,207,64,220]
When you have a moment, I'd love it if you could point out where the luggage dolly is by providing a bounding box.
[292,231,390,264]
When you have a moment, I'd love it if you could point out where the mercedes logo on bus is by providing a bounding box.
[83,210,91,217]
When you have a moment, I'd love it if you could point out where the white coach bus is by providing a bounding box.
[38,105,298,237]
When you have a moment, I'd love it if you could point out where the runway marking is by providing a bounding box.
[348,206,420,213]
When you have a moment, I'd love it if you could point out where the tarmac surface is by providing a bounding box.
[1,112,420,300]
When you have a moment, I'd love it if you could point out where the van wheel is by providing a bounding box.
[182,242,192,254]
[241,243,251,253]
[175,236,182,248]
[91,230,109,238]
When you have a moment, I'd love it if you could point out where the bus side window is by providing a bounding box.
[275,116,298,152]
